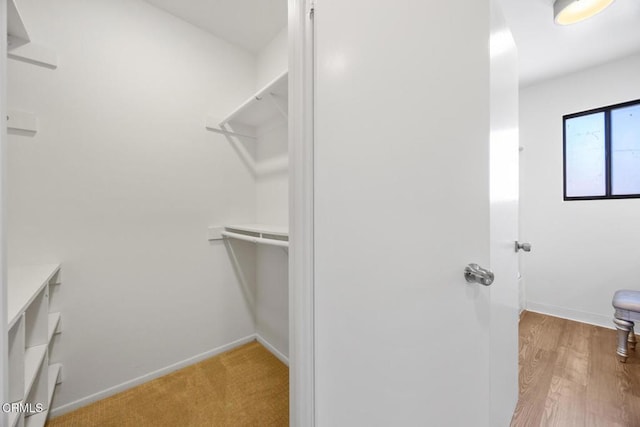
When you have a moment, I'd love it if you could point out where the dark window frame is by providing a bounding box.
[563,98,640,201]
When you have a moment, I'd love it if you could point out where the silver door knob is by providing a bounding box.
[464,263,494,286]
[515,241,532,252]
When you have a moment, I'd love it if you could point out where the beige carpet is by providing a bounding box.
[47,341,289,426]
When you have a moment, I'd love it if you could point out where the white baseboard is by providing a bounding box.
[526,301,614,330]
[256,334,289,366]
[49,334,257,418]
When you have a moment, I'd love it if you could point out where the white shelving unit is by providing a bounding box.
[7,264,62,427]
[7,0,30,50]
[206,69,291,364]
[6,0,57,69]
[23,364,61,427]
[222,224,289,248]
[206,71,288,139]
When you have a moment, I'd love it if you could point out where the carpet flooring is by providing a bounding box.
[46,341,289,427]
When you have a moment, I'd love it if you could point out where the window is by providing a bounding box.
[563,99,640,200]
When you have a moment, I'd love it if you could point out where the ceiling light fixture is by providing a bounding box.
[553,0,615,25]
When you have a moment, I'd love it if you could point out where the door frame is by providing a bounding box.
[288,1,520,424]
[288,0,315,425]
[1,1,9,426]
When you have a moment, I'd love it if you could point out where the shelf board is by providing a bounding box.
[225,224,288,237]
[8,43,58,69]
[48,363,62,389]
[48,313,61,343]
[21,363,61,427]
[24,410,45,427]
[23,345,47,400]
[8,264,61,329]
[223,224,289,248]
[7,0,30,50]
[46,364,62,410]
[9,410,20,427]
[7,109,38,134]
[219,71,288,129]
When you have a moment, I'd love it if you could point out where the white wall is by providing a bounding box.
[7,0,261,413]
[253,29,289,360]
[256,121,289,226]
[254,119,289,362]
[256,26,288,90]
[255,25,288,227]
[520,53,640,327]
[255,243,288,361]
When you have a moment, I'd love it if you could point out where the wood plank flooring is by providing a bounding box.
[46,341,288,427]
[512,311,640,426]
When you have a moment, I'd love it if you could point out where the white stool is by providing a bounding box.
[612,289,640,363]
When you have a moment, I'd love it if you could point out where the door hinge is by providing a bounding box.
[309,0,315,18]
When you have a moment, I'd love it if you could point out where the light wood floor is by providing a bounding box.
[512,311,640,426]
[46,341,288,427]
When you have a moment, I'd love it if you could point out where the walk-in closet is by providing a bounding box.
[3,0,290,425]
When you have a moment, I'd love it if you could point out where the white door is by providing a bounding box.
[489,2,520,426]
[310,0,519,426]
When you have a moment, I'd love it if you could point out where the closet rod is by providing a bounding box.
[221,231,289,248]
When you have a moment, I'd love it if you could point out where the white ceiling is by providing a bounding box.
[143,0,639,86]
[144,0,287,53]
[500,0,640,86]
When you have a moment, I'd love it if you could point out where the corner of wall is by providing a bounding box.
[256,26,288,90]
